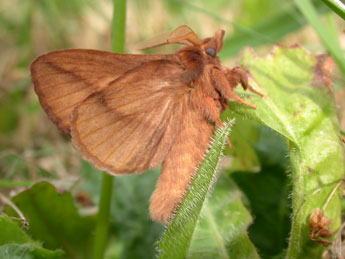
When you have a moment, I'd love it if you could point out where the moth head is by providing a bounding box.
[201,30,225,59]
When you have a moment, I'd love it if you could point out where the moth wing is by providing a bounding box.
[149,105,215,223]
[30,49,173,133]
[138,25,202,50]
[71,60,188,175]
[168,25,202,45]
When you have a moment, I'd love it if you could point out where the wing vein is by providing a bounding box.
[39,77,103,91]
[54,100,84,114]
[84,113,142,152]
[45,87,88,103]
[103,111,157,163]
[34,70,105,79]
[118,99,172,167]
[79,113,135,139]
[77,92,166,124]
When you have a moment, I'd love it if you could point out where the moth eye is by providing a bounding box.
[205,47,216,57]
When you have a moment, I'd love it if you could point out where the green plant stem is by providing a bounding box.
[92,1,126,258]
[92,174,113,259]
[112,0,127,53]
[321,0,345,20]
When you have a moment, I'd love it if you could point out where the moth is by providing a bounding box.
[30,26,262,224]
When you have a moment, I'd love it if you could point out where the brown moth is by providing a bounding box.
[30,26,262,224]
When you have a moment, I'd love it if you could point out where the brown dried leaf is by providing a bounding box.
[309,208,333,247]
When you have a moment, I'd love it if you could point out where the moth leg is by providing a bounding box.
[203,96,233,149]
[226,66,264,97]
[212,68,257,109]
[228,88,257,109]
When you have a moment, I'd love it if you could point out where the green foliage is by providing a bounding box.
[110,173,163,259]
[0,86,26,135]
[5,182,96,259]
[79,162,163,259]
[188,174,259,259]
[293,0,345,77]
[321,0,345,20]
[222,117,261,172]
[0,216,64,259]
[231,126,291,258]
[230,45,344,258]
[221,1,330,58]
[0,244,63,259]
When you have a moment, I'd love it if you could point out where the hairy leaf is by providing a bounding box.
[230,46,344,258]
[0,215,63,259]
[5,182,96,259]
[187,174,259,259]
[157,120,258,258]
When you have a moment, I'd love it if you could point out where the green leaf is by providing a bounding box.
[0,244,63,259]
[5,182,96,259]
[230,46,345,258]
[221,115,260,172]
[0,216,63,259]
[0,216,32,245]
[231,143,291,257]
[0,102,19,134]
[188,174,259,259]
[253,125,290,169]
[157,120,258,258]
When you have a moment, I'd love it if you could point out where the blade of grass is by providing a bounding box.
[222,1,330,58]
[0,180,33,188]
[325,13,340,42]
[92,0,126,259]
[321,0,345,20]
[294,0,345,79]
[169,0,273,44]
[111,0,126,53]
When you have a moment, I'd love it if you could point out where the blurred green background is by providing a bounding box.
[0,0,344,258]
